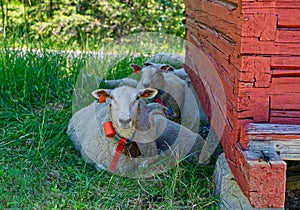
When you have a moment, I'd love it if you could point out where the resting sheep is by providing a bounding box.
[131,62,201,133]
[67,86,206,177]
[100,52,188,88]
[101,65,189,88]
[100,62,200,134]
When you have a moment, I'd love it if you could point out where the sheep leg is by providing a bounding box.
[154,115,206,163]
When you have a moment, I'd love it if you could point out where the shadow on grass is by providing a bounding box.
[0,48,219,209]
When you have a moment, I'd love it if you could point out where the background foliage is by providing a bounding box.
[0,0,185,50]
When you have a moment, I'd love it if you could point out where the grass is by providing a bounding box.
[0,47,219,209]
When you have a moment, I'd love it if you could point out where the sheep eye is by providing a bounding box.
[135,96,140,101]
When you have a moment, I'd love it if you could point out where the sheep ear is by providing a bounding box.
[143,62,154,66]
[130,64,142,74]
[139,88,158,99]
[92,89,112,104]
[160,65,170,72]
[165,66,174,72]
[92,89,112,99]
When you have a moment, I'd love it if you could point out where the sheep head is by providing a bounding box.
[92,86,158,132]
[130,63,170,89]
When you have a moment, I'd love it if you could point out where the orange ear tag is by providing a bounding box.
[133,69,139,74]
[103,121,116,138]
[143,92,149,98]
[98,94,106,103]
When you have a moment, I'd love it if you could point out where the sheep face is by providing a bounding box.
[130,63,170,89]
[92,86,158,130]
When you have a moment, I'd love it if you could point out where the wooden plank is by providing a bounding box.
[252,96,270,122]
[248,140,300,160]
[185,56,238,129]
[223,124,286,208]
[240,123,300,148]
[241,56,271,87]
[271,77,300,86]
[186,0,241,43]
[242,13,276,41]
[282,154,300,161]
[272,69,300,77]
[276,29,300,43]
[236,95,270,122]
[277,9,300,28]
[270,77,300,111]
[186,18,241,77]
[270,117,300,125]
[271,110,300,118]
[186,24,241,75]
[185,28,239,86]
[241,0,276,14]
[245,123,300,136]
[241,37,300,55]
[271,56,300,69]
[239,72,255,83]
[242,148,282,161]
[271,95,300,110]
[237,85,272,122]
[276,0,300,9]
[186,0,239,21]
[237,88,263,112]
[236,150,286,208]
[223,0,238,5]
[249,140,300,154]
[185,38,239,109]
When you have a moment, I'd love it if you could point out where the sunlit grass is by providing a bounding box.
[0,48,219,209]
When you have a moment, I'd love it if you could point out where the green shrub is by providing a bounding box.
[0,0,185,50]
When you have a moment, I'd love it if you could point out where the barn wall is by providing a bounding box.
[185,0,300,208]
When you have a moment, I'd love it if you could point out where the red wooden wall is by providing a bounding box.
[185,0,300,208]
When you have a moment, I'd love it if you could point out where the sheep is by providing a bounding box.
[145,53,189,81]
[131,63,220,163]
[97,64,198,130]
[100,53,188,88]
[130,62,201,133]
[67,86,206,177]
[100,65,188,87]
[100,62,201,133]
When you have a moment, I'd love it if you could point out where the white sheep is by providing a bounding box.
[100,53,188,88]
[99,63,200,132]
[67,86,206,177]
[130,63,201,134]
[130,63,219,163]
[145,53,189,81]
[100,65,188,87]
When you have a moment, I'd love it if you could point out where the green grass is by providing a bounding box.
[0,48,219,209]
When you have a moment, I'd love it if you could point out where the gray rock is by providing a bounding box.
[214,153,283,210]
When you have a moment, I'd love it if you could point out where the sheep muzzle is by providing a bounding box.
[118,112,132,129]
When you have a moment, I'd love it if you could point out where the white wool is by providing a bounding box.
[67,86,206,176]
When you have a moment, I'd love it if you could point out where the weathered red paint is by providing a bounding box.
[185,0,300,208]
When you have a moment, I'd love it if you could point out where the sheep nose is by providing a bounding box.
[119,117,131,124]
